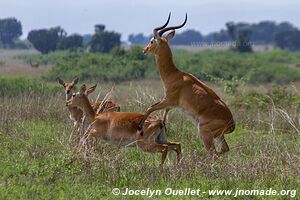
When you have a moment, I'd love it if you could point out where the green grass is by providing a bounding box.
[15,48,300,84]
[0,80,299,199]
[0,76,60,97]
[1,49,299,199]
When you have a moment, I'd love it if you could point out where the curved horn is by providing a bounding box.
[153,12,171,37]
[158,13,187,37]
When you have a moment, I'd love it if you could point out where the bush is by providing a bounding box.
[57,34,83,50]
[89,31,121,53]
[174,50,300,84]
[45,52,151,83]
[21,49,300,84]
[232,86,300,110]
[0,77,60,97]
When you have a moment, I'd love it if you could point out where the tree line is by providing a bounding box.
[1,17,300,53]
[129,21,300,52]
[27,24,121,54]
[0,18,120,54]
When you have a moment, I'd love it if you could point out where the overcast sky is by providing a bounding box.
[1,0,299,41]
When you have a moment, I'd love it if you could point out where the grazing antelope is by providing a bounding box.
[139,13,235,157]
[29,60,39,68]
[57,77,120,129]
[66,84,182,166]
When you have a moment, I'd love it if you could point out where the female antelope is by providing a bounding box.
[57,77,120,128]
[66,84,182,166]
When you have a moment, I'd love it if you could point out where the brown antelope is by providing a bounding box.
[29,60,39,68]
[66,84,182,166]
[57,77,120,129]
[139,13,235,157]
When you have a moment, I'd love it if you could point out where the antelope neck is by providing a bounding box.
[80,95,96,123]
[155,44,178,83]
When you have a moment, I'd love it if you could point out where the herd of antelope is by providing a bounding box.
[58,13,235,166]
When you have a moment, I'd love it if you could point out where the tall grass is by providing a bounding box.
[0,80,299,199]
[0,77,60,97]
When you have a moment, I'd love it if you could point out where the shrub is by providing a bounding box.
[0,77,60,97]
[19,49,300,84]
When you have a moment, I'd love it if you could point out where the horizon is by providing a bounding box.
[1,0,299,41]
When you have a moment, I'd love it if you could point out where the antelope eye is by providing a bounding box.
[151,41,154,44]
[72,94,75,97]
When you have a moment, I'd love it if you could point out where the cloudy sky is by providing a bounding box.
[1,0,299,41]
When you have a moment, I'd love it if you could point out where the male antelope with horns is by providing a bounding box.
[139,13,235,157]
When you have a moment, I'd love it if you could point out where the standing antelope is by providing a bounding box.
[139,13,235,157]
[66,84,182,166]
[57,77,120,129]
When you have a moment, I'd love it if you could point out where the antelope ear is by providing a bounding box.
[87,84,97,95]
[57,77,65,86]
[165,30,175,41]
[79,84,87,96]
[72,77,79,85]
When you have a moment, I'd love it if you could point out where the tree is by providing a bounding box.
[235,29,252,52]
[274,30,300,51]
[0,18,22,48]
[89,30,121,53]
[204,30,231,42]
[226,22,236,40]
[57,34,83,50]
[226,22,252,53]
[95,24,105,32]
[128,33,149,45]
[27,26,65,54]
[171,29,203,45]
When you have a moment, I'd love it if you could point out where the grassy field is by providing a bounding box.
[0,49,299,199]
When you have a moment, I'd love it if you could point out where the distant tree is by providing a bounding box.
[204,30,231,42]
[171,29,203,45]
[226,22,252,53]
[226,22,236,40]
[235,29,252,53]
[95,24,105,32]
[251,21,276,43]
[276,22,296,33]
[27,26,65,54]
[90,30,121,53]
[0,18,22,48]
[128,33,149,45]
[274,30,300,51]
[57,34,83,50]
[223,21,298,44]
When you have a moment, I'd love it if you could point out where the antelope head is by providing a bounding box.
[57,77,79,101]
[66,84,97,108]
[143,13,187,55]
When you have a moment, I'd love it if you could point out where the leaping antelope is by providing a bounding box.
[66,84,182,166]
[57,77,120,129]
[139,13,235,157]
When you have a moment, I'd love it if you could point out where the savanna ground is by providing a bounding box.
[0,49,299,199]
